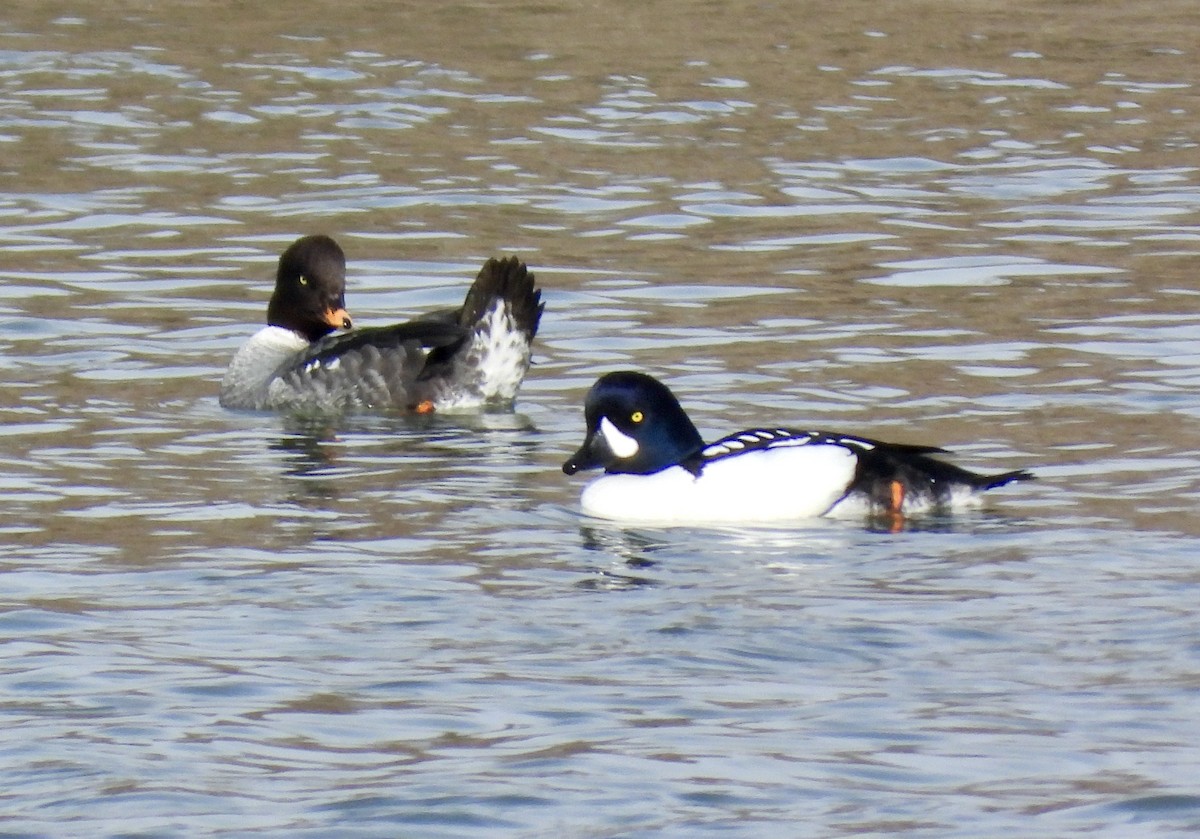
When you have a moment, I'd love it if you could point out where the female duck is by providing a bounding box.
[562,371,1033,524]
[220,235,543,414]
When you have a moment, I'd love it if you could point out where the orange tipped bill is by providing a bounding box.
[322,307,352,330]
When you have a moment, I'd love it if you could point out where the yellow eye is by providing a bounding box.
[298,275,308,286]
[631,411,644,423]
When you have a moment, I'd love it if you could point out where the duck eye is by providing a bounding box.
[298,275,308,286]
[631,411,644,423]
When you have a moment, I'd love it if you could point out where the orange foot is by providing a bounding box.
[414,400,436,414]
[887,479,905,533]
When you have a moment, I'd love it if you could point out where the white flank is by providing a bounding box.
[578,443,859,523]
[428,303,530,411]
[825,483,983,518]
[474,303,530,399]
[424,302,531,412]
[599,417,640,459]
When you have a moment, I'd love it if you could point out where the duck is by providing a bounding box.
[561,371,1034,525]
[219,235,543,414]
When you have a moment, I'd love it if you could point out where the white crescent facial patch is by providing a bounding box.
[599,416,640,459]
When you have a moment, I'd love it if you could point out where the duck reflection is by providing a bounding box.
[273,418,341,475]
[574,523,668,590]
[269,410,541,509]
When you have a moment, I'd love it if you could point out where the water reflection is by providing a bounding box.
[575,523,665,589]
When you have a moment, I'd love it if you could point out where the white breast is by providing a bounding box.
[578,443,859,524]
[219,326,308,410]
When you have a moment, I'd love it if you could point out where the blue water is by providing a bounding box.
[2,2,1200,836]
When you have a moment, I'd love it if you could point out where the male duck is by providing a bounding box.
[562,371,1033,524]
[220,235,543,413]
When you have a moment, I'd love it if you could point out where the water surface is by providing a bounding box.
[2,1,1200,835]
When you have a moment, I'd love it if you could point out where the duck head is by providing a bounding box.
[267,235,353,341]
[563,371,704,476]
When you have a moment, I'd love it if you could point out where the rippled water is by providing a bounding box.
[3,1,1200,835]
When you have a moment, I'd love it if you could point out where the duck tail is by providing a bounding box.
[850,443,1034,513]
[459,256,543,340]
[416,256,543,404]
[974,468,1036,491]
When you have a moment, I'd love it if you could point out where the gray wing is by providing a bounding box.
[270,320,467,411]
